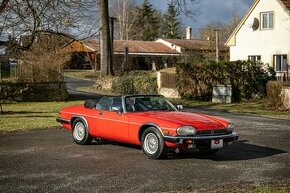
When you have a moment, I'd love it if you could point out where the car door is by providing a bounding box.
[96,97,130,142]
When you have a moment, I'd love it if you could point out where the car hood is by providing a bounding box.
[132,111,227,130]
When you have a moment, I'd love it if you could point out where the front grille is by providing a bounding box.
[196,129,228,136]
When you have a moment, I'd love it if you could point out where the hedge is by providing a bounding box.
[176,60,276,102]
[266,81,288,110]
[0,81,68,102]
[112,71,158,95]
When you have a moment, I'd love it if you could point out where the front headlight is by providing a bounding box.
[177,126,197,136]
[227,122,235,132]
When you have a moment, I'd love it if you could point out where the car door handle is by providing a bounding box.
[99,111,103,115]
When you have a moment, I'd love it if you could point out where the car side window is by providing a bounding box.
[96,97,112,111]
[96,97,122,112]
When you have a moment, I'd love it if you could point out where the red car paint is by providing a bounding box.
[57,97,237,150]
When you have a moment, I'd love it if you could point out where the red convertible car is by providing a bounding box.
[57,95,238,159]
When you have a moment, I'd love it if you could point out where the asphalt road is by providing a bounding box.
[0,77,290,192]
[1,109,290,193]
[64,76,102,100]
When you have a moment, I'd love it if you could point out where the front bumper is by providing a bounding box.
[164,132,239,144]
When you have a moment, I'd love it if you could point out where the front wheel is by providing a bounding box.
[141,127,167,159]
[72,118,92,145]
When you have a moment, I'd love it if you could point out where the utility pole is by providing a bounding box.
[214,29,219,62]
[121,46,128,74]
[109,17,116,76]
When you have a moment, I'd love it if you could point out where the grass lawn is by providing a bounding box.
[253,185,290,193]
[0,101,83,133]
[64,70,100,81]
[170,98,290,120]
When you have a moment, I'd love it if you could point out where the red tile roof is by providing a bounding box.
[80,39,179,55]
[62,38,228,55]
[161,39,228,51]
[81,39,100,51]
[281,0,290,11]
[114,40,178,54]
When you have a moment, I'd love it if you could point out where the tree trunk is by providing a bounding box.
[98,0,113,76]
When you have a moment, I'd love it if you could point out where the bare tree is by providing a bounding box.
[98,0,114,76]
[197,14,241,42]
[0,0,97,49]
[171,0,200,16]
[111,0,138,40]
[0,0,9,13]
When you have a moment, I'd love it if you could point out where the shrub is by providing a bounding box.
[266,81,287,110]
[176,60,276,102]
[112,71,158,95]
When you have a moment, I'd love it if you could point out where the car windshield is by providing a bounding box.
[125,95,176,112]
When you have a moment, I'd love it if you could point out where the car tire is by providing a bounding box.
[199,148,219,155]
[72,118,93,145]
[141,127,167,159]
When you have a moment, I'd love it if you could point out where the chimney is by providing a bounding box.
[186,26,192,40]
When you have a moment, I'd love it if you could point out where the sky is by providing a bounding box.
[138,0,255,35]
[0,0,255,40]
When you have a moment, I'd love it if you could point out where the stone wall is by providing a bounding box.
[212,85,232,103]
[157,70,180,99]
[0,81,68,101]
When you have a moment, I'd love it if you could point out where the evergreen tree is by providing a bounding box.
[130,0,159,41]
[163,2,181,39]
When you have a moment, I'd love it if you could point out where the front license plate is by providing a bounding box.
[211,139,223,149]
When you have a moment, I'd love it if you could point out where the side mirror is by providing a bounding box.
[176,105,183,110]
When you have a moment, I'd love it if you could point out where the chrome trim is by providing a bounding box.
[71,115,89,129]
[141,122,165,137]
[121,96,127,113]
[164,132,238,141]
[177,126,197,135]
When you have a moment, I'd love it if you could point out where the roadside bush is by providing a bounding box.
[112,71,158,95]
[176,60,276,102]
[266,81,287,110]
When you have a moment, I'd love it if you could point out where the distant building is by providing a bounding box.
[62,34,228,71]
[156,38,228,61]
[61,39,180,71]
[226,0,290,83]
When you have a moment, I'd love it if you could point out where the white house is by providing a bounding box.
[226,0,290,83]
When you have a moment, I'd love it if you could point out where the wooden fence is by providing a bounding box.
[159,72,176,88]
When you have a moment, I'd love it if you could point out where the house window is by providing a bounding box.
[274,55,287,72]
[261,12,274,29]
[248,55,261,63]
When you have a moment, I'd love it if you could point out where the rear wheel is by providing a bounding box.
[141,127,167,159]
[72,118,92,145]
